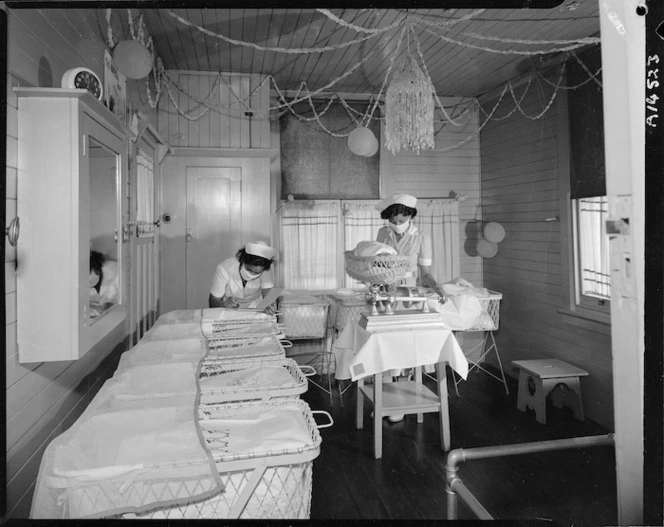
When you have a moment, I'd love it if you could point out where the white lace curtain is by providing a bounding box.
[278,198,459,290]
[279,200,340,290]
[412,199,460,283]
[136,149,155,236]
[342,201,382,288]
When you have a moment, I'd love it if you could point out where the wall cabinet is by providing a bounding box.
[15,88,130,362]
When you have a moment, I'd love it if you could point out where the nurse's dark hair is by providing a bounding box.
[236,248,273,270]
[380,203,417,220]
[90,250,105,275]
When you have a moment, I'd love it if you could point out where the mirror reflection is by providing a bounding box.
[88,137,120,321]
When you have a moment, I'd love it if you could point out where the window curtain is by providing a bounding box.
[136,149,155,236]
[279,200,340,290]
[341,200,382,287]
[412,199,460,283]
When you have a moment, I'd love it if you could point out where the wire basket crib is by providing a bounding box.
[120,399,330,520]
[277,296,335,405]
[343,251,411,286]
[327,293,371,332]
[449,290,508,395]
[205,335,287,361]
[198,356,309,404]
[277,298,330,340]
[202,319,284,339]
[448,290,502,331]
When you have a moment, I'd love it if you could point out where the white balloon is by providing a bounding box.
[348,127,376,156]
[113,40,153,79]
[476,239,498,258]
[484,222,506,244]
[362,135,379,157]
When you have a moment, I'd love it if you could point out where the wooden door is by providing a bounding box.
[128,141,160,345]
[186,167,242,308]
[160,155,271,313]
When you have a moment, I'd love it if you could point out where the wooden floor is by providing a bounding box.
[300,367,617,523]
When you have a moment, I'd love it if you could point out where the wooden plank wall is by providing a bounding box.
[4,7,146,518]
[478,75,613,429]
[156,70,270,149]
[380,97,483,287]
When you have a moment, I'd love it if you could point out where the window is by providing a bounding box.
[565,46,609,315]
[278,199,460,290]
[280,101,380,200]
[136,148,155,237]
[573,195,610,307]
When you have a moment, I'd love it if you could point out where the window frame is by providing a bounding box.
[557,72,611,325]
[571,195,610,313]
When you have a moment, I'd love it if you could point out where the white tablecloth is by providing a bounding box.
[332,323,469,381]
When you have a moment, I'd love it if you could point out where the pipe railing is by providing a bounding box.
[445,433,616,520]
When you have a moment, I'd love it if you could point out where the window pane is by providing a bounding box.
[577,196,610,300]
[136,149,155,237]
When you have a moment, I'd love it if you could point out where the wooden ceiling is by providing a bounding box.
[132,5,600,99]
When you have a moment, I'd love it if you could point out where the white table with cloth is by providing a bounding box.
[332,322,468,459]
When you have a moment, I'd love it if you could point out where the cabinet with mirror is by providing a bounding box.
[15,88,130,362]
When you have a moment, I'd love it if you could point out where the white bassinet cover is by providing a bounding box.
[30,358,223,519]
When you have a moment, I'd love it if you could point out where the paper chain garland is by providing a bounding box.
[107,8,603,150]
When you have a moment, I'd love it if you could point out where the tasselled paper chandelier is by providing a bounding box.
[384,53,435,155]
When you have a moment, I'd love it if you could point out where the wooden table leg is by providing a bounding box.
[437,362,451,451]
[415,366,424,423]
[374,373,383,459]
[356,377,364,429]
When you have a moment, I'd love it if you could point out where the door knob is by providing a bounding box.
[186,228,192,242]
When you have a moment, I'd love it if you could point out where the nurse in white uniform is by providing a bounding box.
[375,193,448,301]
[208,241,276,313]
[375,194,448,422]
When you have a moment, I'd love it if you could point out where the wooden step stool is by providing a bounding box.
[512,359,589,425]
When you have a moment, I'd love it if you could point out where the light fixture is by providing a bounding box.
[384,53,435,155]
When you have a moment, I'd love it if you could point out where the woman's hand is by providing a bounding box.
[220,296,239,309]
[262,303,277,316]
[434,286,448,304]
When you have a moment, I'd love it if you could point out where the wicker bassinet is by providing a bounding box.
[343,251,411,286]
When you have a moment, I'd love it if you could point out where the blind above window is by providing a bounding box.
[567,46,605,199]
[280,101,380,200]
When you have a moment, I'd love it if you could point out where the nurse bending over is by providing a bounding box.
[208,241,277,315]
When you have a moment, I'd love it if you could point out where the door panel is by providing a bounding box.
[186,167,242,309]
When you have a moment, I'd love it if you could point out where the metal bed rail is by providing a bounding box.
[445,433,616,520]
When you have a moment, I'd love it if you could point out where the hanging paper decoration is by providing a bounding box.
[484,222,506,243]
[384,53,435,155]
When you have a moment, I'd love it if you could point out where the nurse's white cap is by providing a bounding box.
[375,193,417,212]
[245,241,275,259]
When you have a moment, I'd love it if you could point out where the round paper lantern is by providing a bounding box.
[348,127,376,156]
[361,135,379,157]
[112,40,153,79]
[484,222,506,243]
[476,239,498,258]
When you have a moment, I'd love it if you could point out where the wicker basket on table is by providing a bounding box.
[343,251,411,287]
